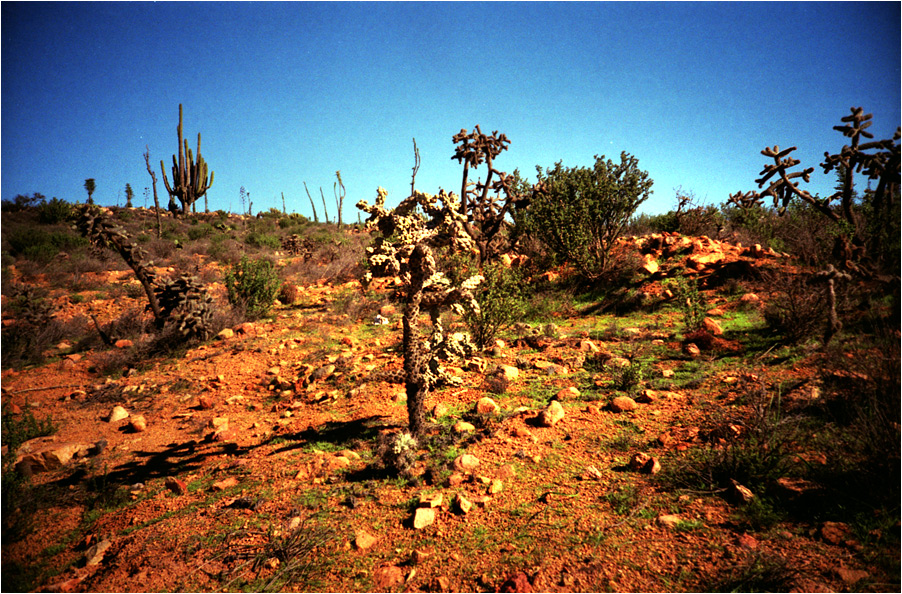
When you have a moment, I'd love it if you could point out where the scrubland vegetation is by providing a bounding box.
[1,109,898,592]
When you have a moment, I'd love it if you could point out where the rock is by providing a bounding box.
[379,304,397,317]
[339,449,361,461]
[476,396,500,414]
[198,395,215,410]
[538,400,565,427]
[607,357,630,368]
[209,417,229,430]
[217,328,234,339]
[16,442,91,475]
[165,477,187,495]
[496,464,516,479]
[412,548,432,564]
[629,452,652,471]
[834,567,869,585]
[579,339,601,353]
[702,317,723,336]
[114,339,133,349]
[641,254,659,275]
[129,415,147,432]
[820,521,852,545]
[454,421,476,433]
[267,366,281,376]
[454,494,475,516]
[706,307,726,316]
[488,479,503,494]
[412,507,435,529]
[431,403,449,418]
[544,364,569,376]
[437,576,452,591]
[512,426,534,439]
[644,457,661,474]
[533,360,553,370]
[373,565,405,589]
[737,533,758,549]
[497,364,520,381]
[556,387,580,400]
[85,538,112,566]
[212,477,239,491]
[309,364,335,382]
[739,293,761,305]
[729,479,755,504]
[355,530,378,550]
[500,572,533,593]
[610,396,638,413]
[447,473,466,487]
[419,492,444,508]
[234,322,256,335]
[657,514,682,529]
[453,454,480,472]
[326,456,351,471]
[684,343,701,358]
[108,406,129,422]
[582,465,603,480]
[636,389,657,403]
[660,369,675,378]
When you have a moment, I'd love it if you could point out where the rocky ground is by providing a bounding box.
[2,231,899,593]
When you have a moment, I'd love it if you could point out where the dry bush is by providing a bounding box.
[761,269,831,343]
[279,282,304,305]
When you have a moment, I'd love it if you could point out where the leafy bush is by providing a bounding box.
[187,223,215,241]
[224,255,282,319]
[525,152,652,279]
[244,231,281,250]
[36,197,74,224]
[5,228,87,260]
[449,255,529,348]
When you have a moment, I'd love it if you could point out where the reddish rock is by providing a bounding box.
[355,530,378,550]
[556,387,580,400]
[538,400,565,426]
[500,571,532,593]
[820,521,852,545]
[373,565,404,589]
[165,477,187,495]
[702,317,724,336]
[129,415,147,432]
[412,507,436,529]
[453,454,480,472]
[212,477,239,491]
[476,396,500,414]
[114,339,133,349]
[610,396,638,412]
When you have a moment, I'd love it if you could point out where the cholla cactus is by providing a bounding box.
[358,187,483,436]
[76,205,215,340]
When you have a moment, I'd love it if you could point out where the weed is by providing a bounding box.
[704,552,797,593]
[221,513,336,592]
[603,483,640,516]
[665,274,707,333]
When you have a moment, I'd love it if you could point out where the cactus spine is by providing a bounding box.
[160,104,214,216]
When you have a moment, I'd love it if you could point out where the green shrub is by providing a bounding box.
[525,152,653,279]
[224,255,282,318]
[36,197,73,224]
[449,256,529,348]
[665,274,707,334]
[5,228,87,259]
[187,223,215,241]
[244,231,281,250]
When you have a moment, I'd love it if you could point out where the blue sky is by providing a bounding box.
[2,2,899,218]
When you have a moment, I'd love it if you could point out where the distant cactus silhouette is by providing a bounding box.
[357,187,483,437]
[160,104,214,216]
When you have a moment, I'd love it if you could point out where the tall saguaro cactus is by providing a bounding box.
[160,104,214,216]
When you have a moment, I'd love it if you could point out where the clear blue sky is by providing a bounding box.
[2,2,899,217]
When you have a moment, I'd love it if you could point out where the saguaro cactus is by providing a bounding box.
[160,104,214,216]
[358,187,483,437]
